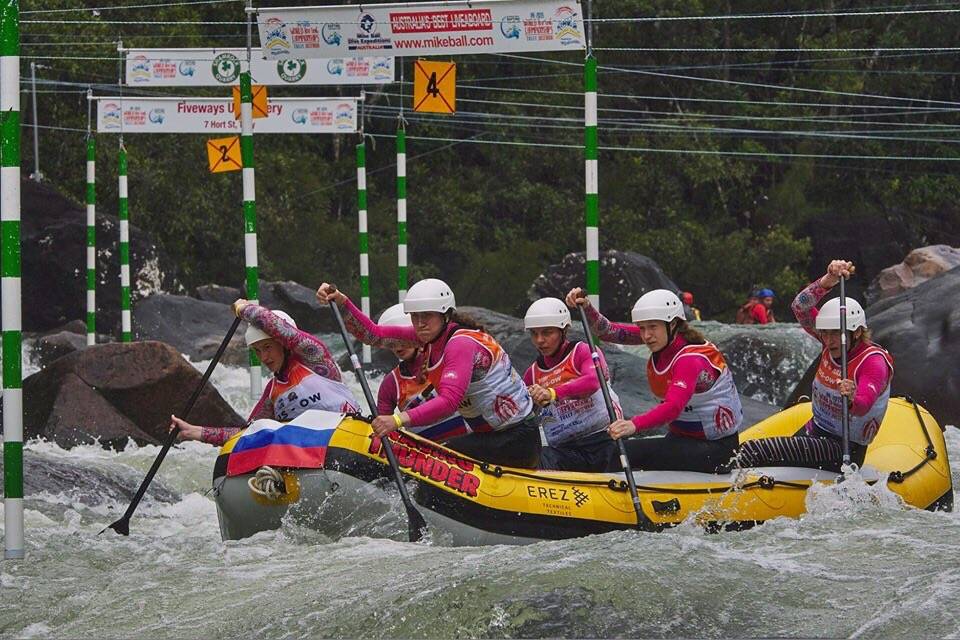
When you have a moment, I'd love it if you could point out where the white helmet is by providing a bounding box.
[815,297,867,331]
[245,309,296,346]
[524,297,571,330]
[631,289,686,323]
[403,278,456,314]
[378,303,412,327]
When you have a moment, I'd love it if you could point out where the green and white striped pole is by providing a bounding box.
[584,54,599,308]
[356,137,371,364]
[396,121,407,301]
[1,0,25,560]
[118,143,131,342]
[86,124,96,345]
[240,70,261,398]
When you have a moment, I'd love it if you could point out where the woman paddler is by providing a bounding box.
[171,299,358,444]
[375,303,469,443]
[566,287,745,473]
[522,297,621,472]
[737,260,894,471]
[316,279,541,468]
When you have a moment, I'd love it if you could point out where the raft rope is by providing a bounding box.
[476,461,809,494]
[888,397,938,483]
[247,466,287,500]
[343,409,815,495]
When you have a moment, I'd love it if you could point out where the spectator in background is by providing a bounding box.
[681,291,702,321]
[752,288,777,324]
[736,290,760,324]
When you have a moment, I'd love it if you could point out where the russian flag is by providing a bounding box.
[226,410,344,477]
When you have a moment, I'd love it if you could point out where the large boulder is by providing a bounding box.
[17,341,242,449]
[706,322,822,406]
[868,266,960,426]
[194,284,241,306]
[28,321,116,369]
[260,280,338,334]
[34,331,89,368]
[133,294,248,365]
[195,280,337,334]
[865,245,960,305]
[527,251,679,320]
[19,177,179,334]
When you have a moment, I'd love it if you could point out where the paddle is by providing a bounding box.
[839,273,852,472]
[327,295,428,543]
[575,303,645,528]
[102,315,242,535]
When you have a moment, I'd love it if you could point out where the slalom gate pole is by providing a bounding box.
[2,0,25,560]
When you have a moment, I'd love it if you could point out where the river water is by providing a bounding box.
[1,338,958,639]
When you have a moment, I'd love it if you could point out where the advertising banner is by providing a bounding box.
[96,97,358,134]
[257,0,584,59]
[124,47,394,86]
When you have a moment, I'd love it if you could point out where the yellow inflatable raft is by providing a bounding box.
[213,397,952,544]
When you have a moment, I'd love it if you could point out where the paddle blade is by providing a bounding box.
[406,506,428,543]
[100,517,130,536]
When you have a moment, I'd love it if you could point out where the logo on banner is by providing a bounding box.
[178,60,196,77]
[553,6,582,45]
[500,15,521,39]
[263,17,292,56]
[129,55,151,83]
[102,102,121,129]
[291,108,308,125]
[327,59,344,75]
[290,21,321,50]
[372,58,392,81]
[322,22,342,46]
[335,103,354,129]
[124,107,147,127]
[345,58,369,77]
[152,59,177,80]
[278,59,307,83]
[212,53,240,83]
[523,11,553,42]
[310,106,333,127]
[349,12,392,51]
[148,108,165,124]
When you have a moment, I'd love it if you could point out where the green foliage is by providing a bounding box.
[617,221,810,319]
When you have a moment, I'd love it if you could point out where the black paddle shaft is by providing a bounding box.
[103,315,243,536]
[575,304,646,528]
[839,275,851,469]
[328,297,428,543]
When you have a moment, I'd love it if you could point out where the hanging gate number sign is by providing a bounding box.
[413,60,456,114]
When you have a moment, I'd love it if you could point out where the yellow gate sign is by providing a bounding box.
[413,60,455,114]
[207,136,242,173]
[232,84,269,119]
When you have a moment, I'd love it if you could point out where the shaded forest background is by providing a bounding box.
[18,0,960,318]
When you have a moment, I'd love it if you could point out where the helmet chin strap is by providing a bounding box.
[665,319,679,346]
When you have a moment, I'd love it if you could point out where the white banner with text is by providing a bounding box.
[257,0,584,59]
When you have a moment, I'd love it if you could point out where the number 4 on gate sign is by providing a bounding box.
[413,60,456,114]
